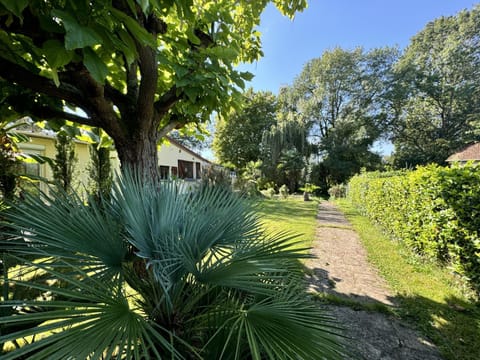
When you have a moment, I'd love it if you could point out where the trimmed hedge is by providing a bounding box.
[348,164,480,293]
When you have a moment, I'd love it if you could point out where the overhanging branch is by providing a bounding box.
[27,106,98,128]
[154,86,181,118]
[0,57,85,108]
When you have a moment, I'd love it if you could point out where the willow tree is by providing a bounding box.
[0,0,307,178]
[260,120,309,191]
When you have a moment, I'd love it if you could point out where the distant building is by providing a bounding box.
[446,143,480,165]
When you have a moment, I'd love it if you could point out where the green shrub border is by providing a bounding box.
[347,164,480,294]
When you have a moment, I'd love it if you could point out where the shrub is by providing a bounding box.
[279,184,289,199]
[261,187,276,199]
[0,172,344,359]
[201,165,232,189]
[347,164,480,293]
[50,132,77,193]
[328,184,347,199]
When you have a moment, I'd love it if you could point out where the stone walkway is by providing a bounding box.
[306,201,443,360]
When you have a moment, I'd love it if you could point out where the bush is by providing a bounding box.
[261,187,276,199]
[201,165,232,189]
[0,172,344,358]
[347,164,480,293]
[328,184,347,199]
[279,184,289,199]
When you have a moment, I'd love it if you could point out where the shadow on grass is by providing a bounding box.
[307,263,480,360]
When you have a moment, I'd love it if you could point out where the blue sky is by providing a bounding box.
[239,0,478,94]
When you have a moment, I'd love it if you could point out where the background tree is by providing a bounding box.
[390,5,480,167]
[0,0,307,178]
[260,120,309,192]
[213,88,277,169]
[319,119,382,185]
[282,47,397,188]
[51,132,77,193]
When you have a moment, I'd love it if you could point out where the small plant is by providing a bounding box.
[261,187,275,199]
[300,182,321,201]
[279,184,289,199]
[328,183,347,199]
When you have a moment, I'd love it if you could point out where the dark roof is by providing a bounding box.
[446,143,480,162]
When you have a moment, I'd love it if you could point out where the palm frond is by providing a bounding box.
[203,289,345,360]
[1,169,344,358]
[0,257,180,360]
[2,186,127,274]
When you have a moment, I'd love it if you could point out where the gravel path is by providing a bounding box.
[306,201,443,360]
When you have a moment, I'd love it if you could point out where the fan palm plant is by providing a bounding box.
[0,171,344,359]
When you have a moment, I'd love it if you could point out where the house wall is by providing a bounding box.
[18,134,210,194]
[18,134,90,193]
[157,141,209,180]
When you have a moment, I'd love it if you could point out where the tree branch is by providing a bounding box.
[158,122,179,139]
[125,59,139,100]
[0,9,59,47]
[26,105,98,127]
[104,82,131,113]
[0,58,85,108]
[154,86,181,118]
[136,44,158,131]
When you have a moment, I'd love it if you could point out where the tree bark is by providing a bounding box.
[114,126,160,182]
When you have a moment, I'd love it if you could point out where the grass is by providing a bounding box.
[335,199,480,360]
[256,195,319,250]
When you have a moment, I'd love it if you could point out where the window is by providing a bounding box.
[178,160,193,179]
[171,166,178,178]
[159,166,169,179]
[23,162,40,177]
[195,162,201,179]
[17,147,45,195]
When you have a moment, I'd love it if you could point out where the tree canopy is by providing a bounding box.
[281,47,397,186]
[0,0,307,177]
[390,5,480,167]
[213,88,277,168]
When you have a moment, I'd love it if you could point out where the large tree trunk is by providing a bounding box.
[114,127,160,182]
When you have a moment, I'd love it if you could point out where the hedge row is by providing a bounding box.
[347,164,480,293]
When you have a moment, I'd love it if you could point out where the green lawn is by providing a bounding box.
[256,195,319,250]
[335,199,480,360]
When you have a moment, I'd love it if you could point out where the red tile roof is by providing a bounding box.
[446,143,480,162]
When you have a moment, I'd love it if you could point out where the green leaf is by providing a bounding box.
[111,8,156,48]
[83,47,109,84]
[6,131,30,143]
[117,29,138,65]
[43,40,73,69]
[51,67,60,87]
[184,87,198,102]
[52,10,103,50]
[240,71,254,81]
[18,153,53,166]
[0,0,29,18]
